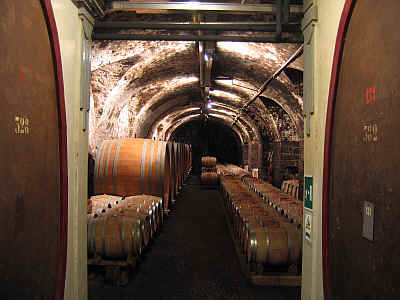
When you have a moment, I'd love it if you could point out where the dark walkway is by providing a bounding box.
[88,175,301,300]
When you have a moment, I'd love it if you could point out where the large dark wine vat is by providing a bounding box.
[324,1,400,299]
[0,1,68,299]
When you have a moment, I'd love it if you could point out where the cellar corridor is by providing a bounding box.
[88,175,301,300]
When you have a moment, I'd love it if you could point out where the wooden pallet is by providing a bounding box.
[218,191,302,287]
[88,256,138,286]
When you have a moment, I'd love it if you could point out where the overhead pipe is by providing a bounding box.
[94,22,301,32]
[92,33,303,43]
[109,1,303,14]
[88,0,105,17]
[231,44,304,125]
[73,0,105,17]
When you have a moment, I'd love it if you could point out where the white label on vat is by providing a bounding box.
[305,212,312,244]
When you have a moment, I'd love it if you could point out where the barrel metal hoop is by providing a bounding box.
[283,225,292,263]
[98,141,109,194]
[137,219,143,253]
[159,142,166,195]
[94,143,102,182]
[250,232,256,263]
[140,140,149,194]
[102,215,108,256]
[155,142,163,195]
[148,140,155,195]
[265,226,270,263]
[133,223,139,256]
[131,224,136,256]
[95,142,107,193]
[104,140,116,194]
[88,216,94,255]
[92,219,98,255]
[121,216,126,256]
[112,139,123,195]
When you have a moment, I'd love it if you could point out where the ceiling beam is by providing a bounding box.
[72,0,105,18]
[94,22,302,32]
[232,44,304,125]
[110,1,303,14]
[93,33,303,43]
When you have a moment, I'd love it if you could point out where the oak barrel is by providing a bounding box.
[94,138,171,210]
[167,142,177,201]
[88,194,123,214]
[0,1,68,299]
[87,214,143,259]
[171,142,180,195]
[107,206,152,247]
[201,172,218,186]
[118,195,162,234]
[201,156,217,169]
[247,222,301,266]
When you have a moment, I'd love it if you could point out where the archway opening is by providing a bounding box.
[169,119,242,174]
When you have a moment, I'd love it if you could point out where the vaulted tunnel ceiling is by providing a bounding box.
[89,2,304,155]
[90,40,303,154]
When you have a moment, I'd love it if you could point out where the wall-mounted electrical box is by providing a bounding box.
[362,201,374,241]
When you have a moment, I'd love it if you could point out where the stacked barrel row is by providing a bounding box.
[94,138,192,212]
[219,174,302,271]
[281,180,300,201]
[201,156,218,186]
[216,163,250,178]
[87,194,163,259]
[241,176,303,228]
[89,139,191,267]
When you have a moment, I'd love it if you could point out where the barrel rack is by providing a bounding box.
[217,164,302,286]
[219,194,301,286]
[88,256,137,286]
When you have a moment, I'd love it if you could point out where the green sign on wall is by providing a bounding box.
[304,175,313,210]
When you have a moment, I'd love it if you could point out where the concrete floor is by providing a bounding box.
[88,175,301,300]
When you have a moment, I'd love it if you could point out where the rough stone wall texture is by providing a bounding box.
[90,38,304,190]
[90,39,303,150]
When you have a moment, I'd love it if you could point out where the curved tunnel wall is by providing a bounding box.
[90,39,304,186]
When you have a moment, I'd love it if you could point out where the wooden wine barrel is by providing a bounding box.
[188,145,192,172]
[88,194,123,214]
[94,138,171,210]
[184,144,191,178]
[172,142,180,195]
[324,1,400,299]
[0,1,68,299]
[202,167,217,173]
[201,172,218,185]
[177,143,184,189]
[107,206,152,247]
[247,222,301,266]
[201,156,217,169]
[167,142,177,201]
[87,214,143,259]
[117,195,162,233]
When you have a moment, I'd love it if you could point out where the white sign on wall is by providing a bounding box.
[305,211,312,244]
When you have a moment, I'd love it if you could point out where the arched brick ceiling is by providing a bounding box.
[164,114,248,145]
[90,40,303,154]
[146,103,259,143]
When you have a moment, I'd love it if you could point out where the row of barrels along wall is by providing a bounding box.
[217,164,302,272]
[93,138,192,211]
[218,164,303,228]
[241,176,302,228]
[201,156,218,186]
[87,194,163,260]
[87,139,191,272]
